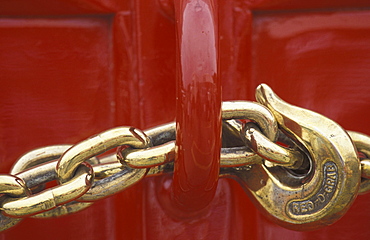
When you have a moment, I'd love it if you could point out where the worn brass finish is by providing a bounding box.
[93,162,122,179]
[147,162,174,177]
[145,122,176,145]
[11,145,72,175]
[361,160,370,194]
[12,144,97,189]
[78,164,147,202]
[0,146,89,231]
[16,161,57,189]
[98,154,120,164]
[17,160,96,218]
[221,120,305,169]
[243,123,305,169]
[9,145,98,218]
[220,120,262,167]
[222,101,278,142]
[222,84,361,231]
[32,201,93,218]
[59,127,152,202]
[0,175,28,197]
[0,212,22,232]
[3,164,93,217]
[220,102,278,167]
[11,145,70,192]
[57,127,150,183]
[121,141,175,168]
[347,131,370,194]
[362,159,370,178]
[220,146,262,167]
[0,176,28,231]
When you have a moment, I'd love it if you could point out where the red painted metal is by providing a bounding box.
[172,0,221,214]
[0,0,369,240]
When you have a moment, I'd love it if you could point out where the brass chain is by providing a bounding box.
[0,100,369,232]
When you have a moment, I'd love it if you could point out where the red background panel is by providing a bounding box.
[0,16,119,239]
[251,10,370,134]
[244,0,370,10]
[0,16,114,171]
[0,0,126,15]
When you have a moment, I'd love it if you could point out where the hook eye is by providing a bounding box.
[224,84,361,231]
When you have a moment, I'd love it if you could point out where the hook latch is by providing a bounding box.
[222,84,361,231]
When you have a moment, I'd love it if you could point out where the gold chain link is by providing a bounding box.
[0,98,369,231]
[2,164,93,217]
[347,131,370,194]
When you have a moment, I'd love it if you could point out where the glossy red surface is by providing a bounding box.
[0,0,369,239]
[172,0,221,214]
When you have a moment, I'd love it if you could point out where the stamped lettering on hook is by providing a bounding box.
[288,162,338,216]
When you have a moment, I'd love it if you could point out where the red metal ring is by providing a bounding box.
[172,0,221,213]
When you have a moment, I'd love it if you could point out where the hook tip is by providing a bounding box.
[256,83,274,106]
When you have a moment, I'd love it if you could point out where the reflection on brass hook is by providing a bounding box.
[222,84,361,231]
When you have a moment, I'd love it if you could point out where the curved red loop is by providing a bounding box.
[173,0,221,213]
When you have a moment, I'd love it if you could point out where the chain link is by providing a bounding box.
[347,131,370,194]
[0,101,369,231]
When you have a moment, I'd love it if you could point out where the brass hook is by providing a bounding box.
[222,84,361,231]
